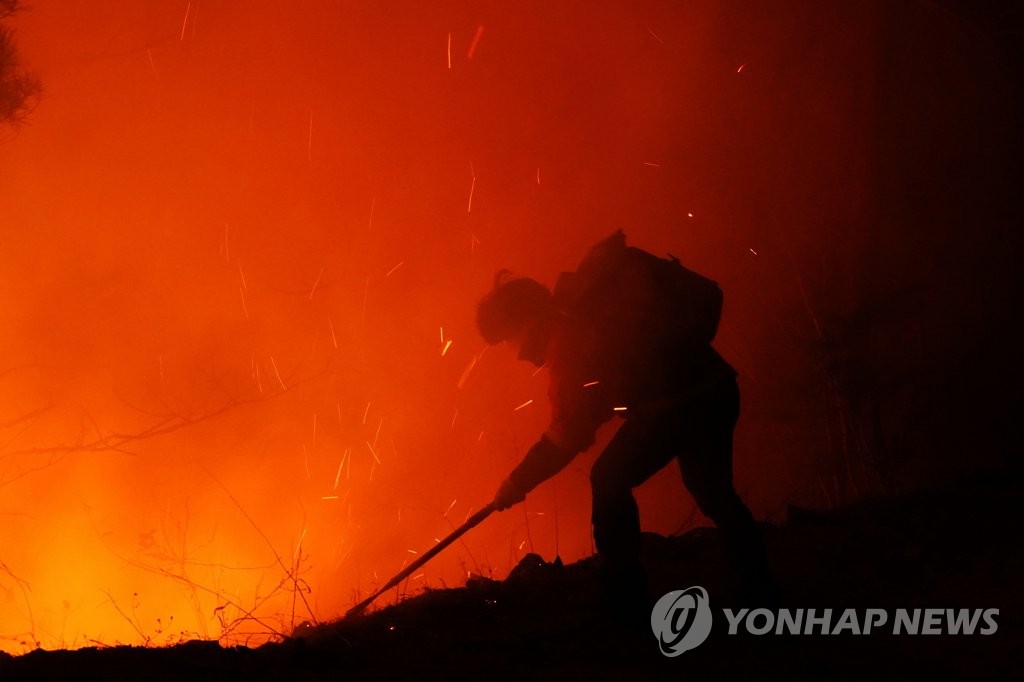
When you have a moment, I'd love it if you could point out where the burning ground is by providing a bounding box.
[2,466,1021,680]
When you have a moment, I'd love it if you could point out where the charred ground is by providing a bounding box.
[2,464,1020,681]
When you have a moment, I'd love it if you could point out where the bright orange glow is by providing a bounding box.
[0,0,915,655]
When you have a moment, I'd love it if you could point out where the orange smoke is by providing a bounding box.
[0,1,708,651]
[4,0,995,654]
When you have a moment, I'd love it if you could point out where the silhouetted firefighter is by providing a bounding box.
[478,231,774,617]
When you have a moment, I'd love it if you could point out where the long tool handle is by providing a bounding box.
[345,502,496,618]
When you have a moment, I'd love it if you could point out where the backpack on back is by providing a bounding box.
[553,231,723,361]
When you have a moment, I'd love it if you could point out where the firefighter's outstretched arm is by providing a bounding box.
[493,435,577,510]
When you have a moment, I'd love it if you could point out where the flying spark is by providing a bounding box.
[467,25,485,59]
[333,449,349,490]
[293,528,307,565]
[467,163,476,212]
[179,2,191,41]
[308,267,324,299]
[366,441,381,464]
[253,357,263,393]
[583,380,600,387]
[457,351,482,389]
[328,318,338,348]
[147,49,160,79]
[447,32,452,69]
[514,399,534,411]
[385,261,404,278]
[444,499,458,517]
[270,356,286,390]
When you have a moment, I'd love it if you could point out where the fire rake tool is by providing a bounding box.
[345,502,496,618]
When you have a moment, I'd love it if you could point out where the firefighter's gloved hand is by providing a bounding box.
[493,436,578,511]
[493,478,527,511]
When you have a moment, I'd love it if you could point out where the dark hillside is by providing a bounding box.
[3,465,1020,681]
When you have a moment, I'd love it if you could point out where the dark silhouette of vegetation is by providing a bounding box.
[0,0,40,129]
